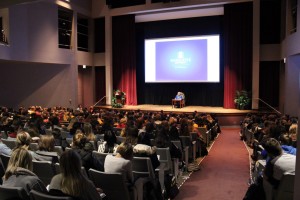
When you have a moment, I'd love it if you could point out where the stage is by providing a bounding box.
[95,104,256,126]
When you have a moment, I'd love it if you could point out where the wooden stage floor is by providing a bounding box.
[96,104,259,126]
[96,104,253,115]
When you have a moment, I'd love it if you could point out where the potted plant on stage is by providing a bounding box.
[112,89,126,108]
[234,90,251,110]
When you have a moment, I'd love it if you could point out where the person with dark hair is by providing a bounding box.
[52,128,70,150]
[263,138,296,189]
[133,132,160,169]
[125,126,139,145]
[49,150,101,200]
[71,131,95,171]
[98,130,119,154]
[278,133,297,155]
[2,148,47,195]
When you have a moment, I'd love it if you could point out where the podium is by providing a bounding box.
[172,99,184,108]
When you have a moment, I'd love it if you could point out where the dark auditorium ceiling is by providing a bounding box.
[0,0,40,8]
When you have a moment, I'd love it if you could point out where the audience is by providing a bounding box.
[2,148,47,195]
[104,142,134,185]
[49,150,102,200]
[133,132,160,170]
[0,105,223,199]
[98,130,118,154]
[36,134,59,163]
[71,131,96,171]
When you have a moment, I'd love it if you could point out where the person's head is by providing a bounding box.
[60,150,82,177]
[59,150,86,197]
[117,142,133,160]
[279,133,292,146]
[72,131,87,149]
[39,134,55,152]
[52,128,61,139]
[137,132,151,146]
[15,131,31,148]
[4,148,33,180]
[83,123,93,135]
[263,138,283,158]
[104,130,117,146]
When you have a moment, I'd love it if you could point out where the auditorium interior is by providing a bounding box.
[0,0,300,199]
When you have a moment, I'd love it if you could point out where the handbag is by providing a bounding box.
[164,175,179,199]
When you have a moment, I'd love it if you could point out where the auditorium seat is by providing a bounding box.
[0,153,10,170]
[30,190,74,200]
[179,136,196,162]
[32,160,56,186]
[1,138,16,149]
[88,169,131,200]
[132,156,165,192]
[0,185,29,200]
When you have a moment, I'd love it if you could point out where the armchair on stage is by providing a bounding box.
[172,92,185,108]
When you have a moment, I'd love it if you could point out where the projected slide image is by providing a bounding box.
[145,35,220,83]
[155,39,207,81]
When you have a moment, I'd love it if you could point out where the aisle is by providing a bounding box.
[175,127,250,200]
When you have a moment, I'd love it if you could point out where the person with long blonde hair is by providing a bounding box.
[2,148,47,195]
[49,150,101,200]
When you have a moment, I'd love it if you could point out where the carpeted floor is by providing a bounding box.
[175,127,250,200]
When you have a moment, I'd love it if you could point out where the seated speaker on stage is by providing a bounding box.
[173,92,185,108]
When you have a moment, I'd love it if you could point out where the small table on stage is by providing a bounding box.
[172,99,184,108]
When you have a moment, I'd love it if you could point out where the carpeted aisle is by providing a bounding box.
[175,127,250,200]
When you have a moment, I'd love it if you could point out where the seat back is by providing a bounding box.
[132,156,156,180]
[54,163,88,178]
[0,153,11,170]
[116,136,125,144]
[29,143,39,151]
[30,190,73,200]
[66,138,73,146]
[1,138,16,149]
[275,174,295,200]
[32,160,56,186]
[156,147,173,173]
[53,146,64,156]
[92,151,108,172]
[88,169,131,200]
[0,186,29,200]
[179,136,195,161]
[198,127,209,146]
[0,131,8,139]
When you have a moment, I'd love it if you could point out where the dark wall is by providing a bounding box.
[259,61,280,108]
[136,16,224,106]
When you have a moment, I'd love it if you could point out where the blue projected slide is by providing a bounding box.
[145,35,219,83]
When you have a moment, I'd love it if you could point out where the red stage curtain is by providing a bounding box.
[223,3,253,108]
[112,15,137,105]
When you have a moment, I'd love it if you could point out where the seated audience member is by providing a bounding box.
[0,141,12,155]
[104,142,134,185]
[116,117,127,129]
[36,134,59,163]
[49,150,101,200]
[83,122,96,142]
[72,131,95,171]
[278,133,297,155]
[52,128,70,150]
[263,138,296,189]
[98,130,119,154]
[125,126,139,146]
[133,132,160,170]
[15,131,51,161]
[2,148,47,195]
[155,128,182,160]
